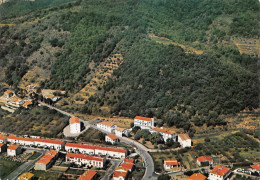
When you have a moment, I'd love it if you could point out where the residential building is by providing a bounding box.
[22,101,33,108]
[134,116,154,129]
[124,158,135,164]
[4,90,13,98]
[66,153,105,168]
[34,150,58,171]
[150,127,176,142]
[115,127,128,137]
[77,169,97,180]
[8,135,34,146]
[113,171,127,180]
[34,138,63,150]
[17,172,34,180]
[250,164,260,174]
[0,143,7,153]
[197,156,213,166]
[178,133,192,148]
[70,116,81,134]
[188,173,207,180]
[65,143,95,155]
[115,166,129,173]
[95,146,126,158]
[97,121,117,133]
[121,162,134,172]
[105,134,119,144]
[164,160,181,171]
[7,144,22,156]
[208,166,231,180]
[0,135,7,143]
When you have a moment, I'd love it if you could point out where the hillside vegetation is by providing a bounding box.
[0,0,259,132]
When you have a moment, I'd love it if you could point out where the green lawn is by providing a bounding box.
[0,158,22,179]
[28,152,42,160]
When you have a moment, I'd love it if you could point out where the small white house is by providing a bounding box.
[164,160,181,171]
[69,116,81,134]
[97,121,117,133]
[197,156,213,166]
[105,134,119,144]
[115,127,128,137]
[7,144,22,156]
[134,116,154,129]
[178,133,192,148]
[208,166,231,180]
[150,127,176,142]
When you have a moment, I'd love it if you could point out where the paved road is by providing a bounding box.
[39,102,157,180]
[4,149,46,180]
[102,159,122,180]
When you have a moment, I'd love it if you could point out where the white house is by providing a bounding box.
[178,133,192,148]
[35,150,58,171]
[208,166,231,180]
[8,135,35,146]
[65,143,95,155]
[7,144,22,156]
[0,143,7,153]
[97,121,117,133]
[105,134,119,144]
[66,153,105,168]
[95,146,126,158]
[0,135,7,143]
[164,160,181,171]
[77,170,97,180]
[70,116,81,134]
[188,173,207,180]
[134,116,154,129]
[34,138,63,150]
[197,156,213,166]
[150,127,176,142]
[115,127,128,137]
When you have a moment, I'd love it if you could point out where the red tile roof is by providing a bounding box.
[70,116,80,124]
[153,127,175,134]
[5,90,12,94]
[115,166,129,172]
[36,150,57,165]
[0,135,7,141]
[34,138,63,145]
[8,135,34,142]
[8,144,19,150]
[121,162,134,170]
[66,153,104,162]
[251,164,260,171]
[134,116,152,122]
[0,143,5,148]
[77,170,97,180]
[210,166,230,176]
[178,133,191,141]
[164,160,180,166]
[106,134,118,141]
[65,143,126,154]
[188,173,207,180]
[197,156,213,162]
[115,127,126,132]
[113,171,127,178]
[124,158,135,164]
[98,121,114,127]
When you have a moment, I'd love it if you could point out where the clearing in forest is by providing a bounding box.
[232,37,260,57]
[149,33,203,55]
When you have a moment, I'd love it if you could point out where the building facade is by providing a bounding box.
[208,166,231,180]
[178,133,192,148]
[134,116,154,129]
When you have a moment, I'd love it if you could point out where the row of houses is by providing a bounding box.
[0,135,127,159]
[97,116,192,148]
[112,158,135,180]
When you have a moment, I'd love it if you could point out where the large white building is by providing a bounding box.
[178,133,192,148]
[8,135,35,146]
[65,142,127,159]
[34,138,64,150]
[134,116,154,129]
[69,116,81,134]
[7,144,22,156]
[35,150,58,171]
[208,166,231,180]
[66,153,105,168]
[150,127,176,142]
[97,121,117,133]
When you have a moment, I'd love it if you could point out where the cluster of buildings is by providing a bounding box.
[134,116,192,148]
[112,158,135,180]
[0,90,33,113]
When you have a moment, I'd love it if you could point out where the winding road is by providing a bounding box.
[39,101,157,180]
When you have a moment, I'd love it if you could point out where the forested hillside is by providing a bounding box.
[0,0,259,131]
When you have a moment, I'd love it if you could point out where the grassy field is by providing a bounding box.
[31,170,66,180]
[0,158,22,179]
